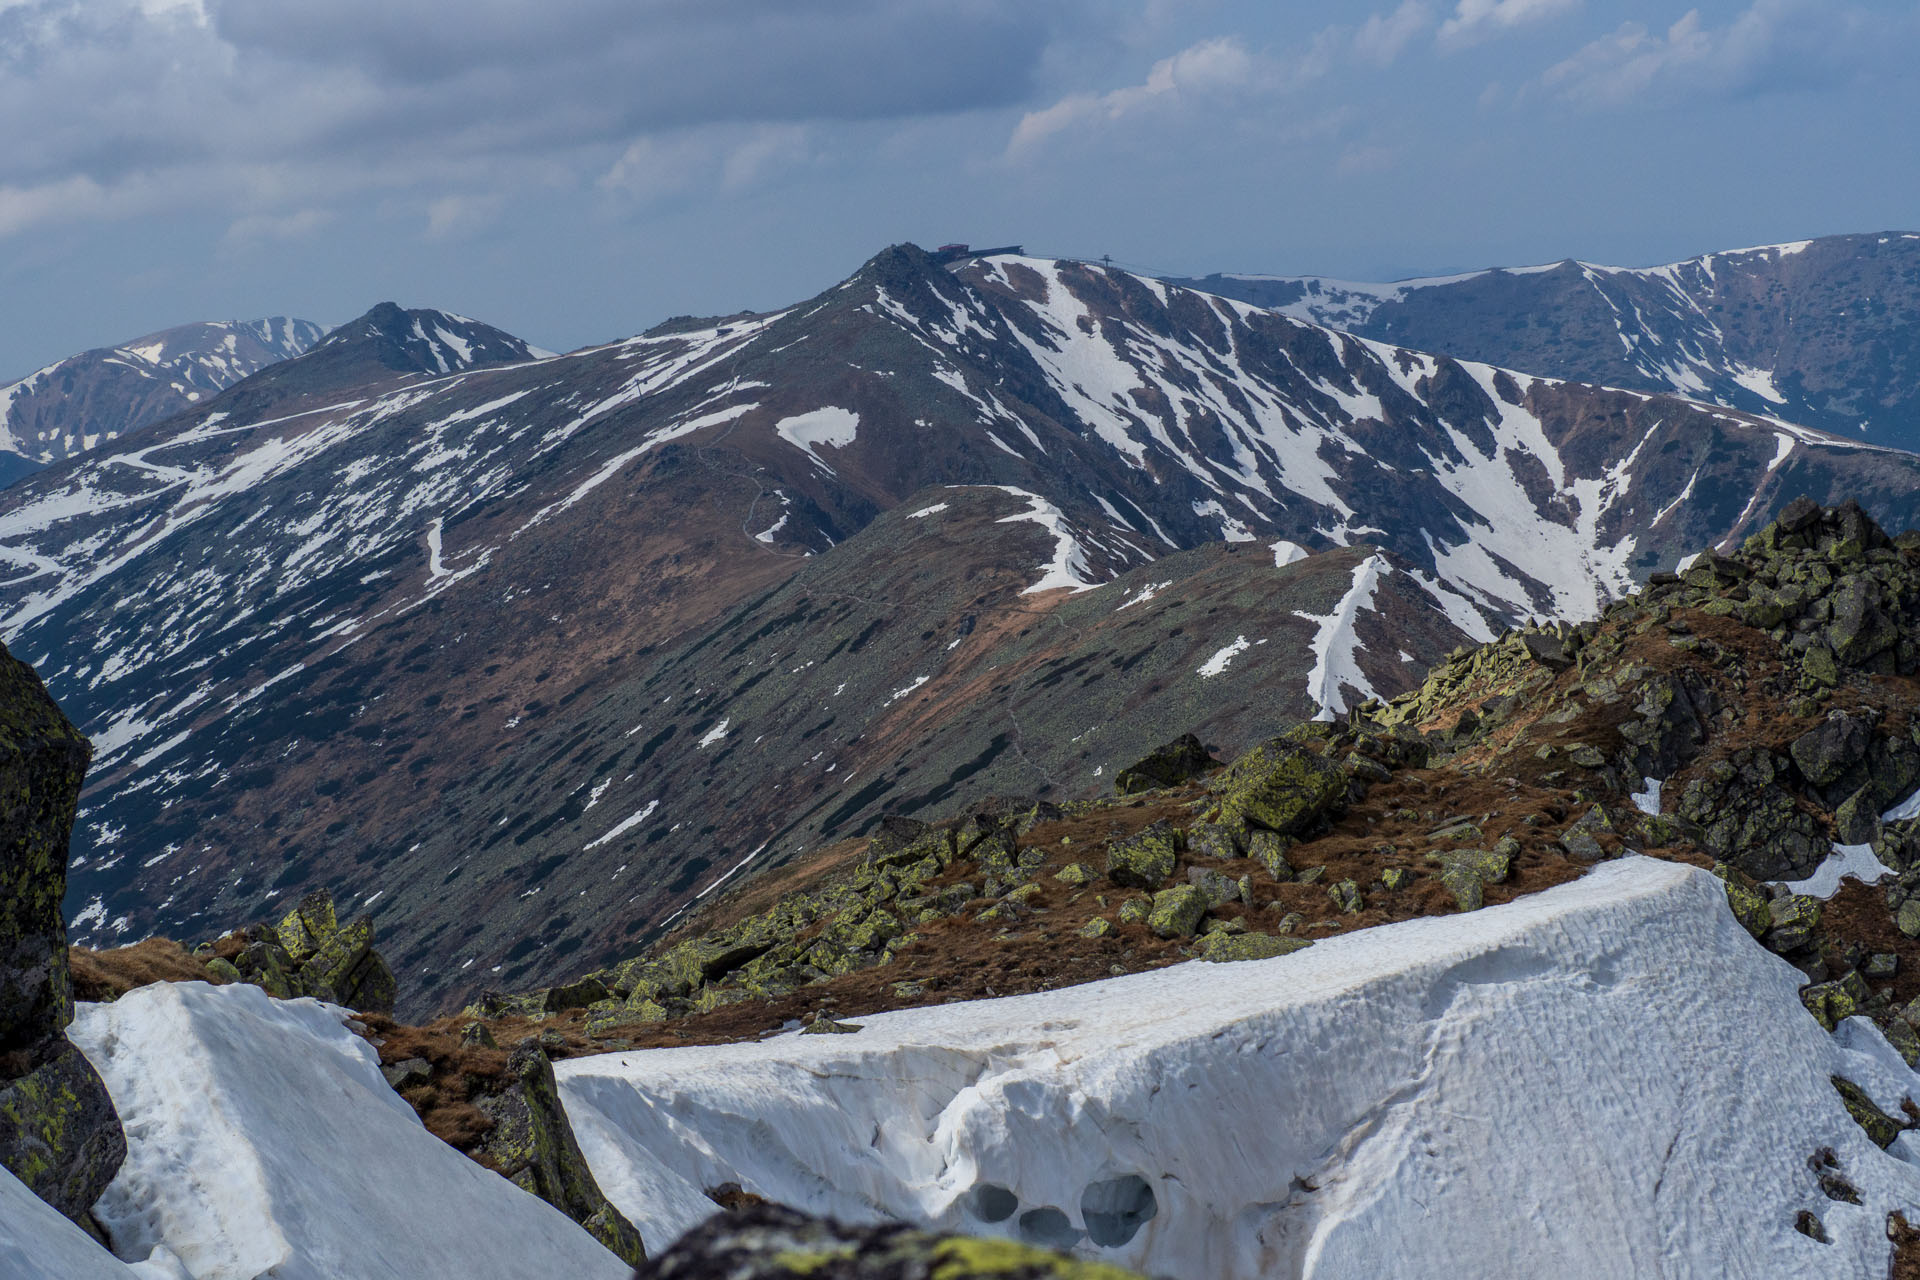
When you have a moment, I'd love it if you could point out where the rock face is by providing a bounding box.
[0,640,123,1226]
[216,889,398,1012]
[477,1039,647,1268]
[631,1203,1145,1279]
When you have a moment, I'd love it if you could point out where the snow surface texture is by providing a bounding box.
[0,1163,188,1279]
[69,983,629,1280]
[558,857,1920,1277]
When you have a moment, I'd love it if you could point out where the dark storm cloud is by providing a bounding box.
[0,0,1055,189]
[207,0,1050,126]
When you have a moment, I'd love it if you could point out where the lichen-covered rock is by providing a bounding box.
[0,639,123,1229]
[632,1202,1146,1279]
[1053,863,1096,888]
[1246,830,1293,882]
[1211,739,1347,837]
[0,644,91,1058]
[1104,822,1177,891]
[1710,864,1771,938]
[1198,932,1313,963]
[1186,867,1237,909]
[1677,750,1829,880]
[1832,1075,1908,1149]
[0,1041,126,1224]
[1146,885,1207,939]
[477,1039,646,1267]
[1328,879,1363,914]
[1113,733,1217,795]
[1767,895,1823,952]
[1791,712,1875,790]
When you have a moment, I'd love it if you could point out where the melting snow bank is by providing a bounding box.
[989,487,1099,594]
[1787,787,1920,899]
[1293,552,1389,720]
[558,858,1920,1277]
[65,983,628,1280]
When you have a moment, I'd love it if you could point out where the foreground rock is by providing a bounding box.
[0,639,123,1227]
[560,860,1920,1278]
[633,1203,1143,1279]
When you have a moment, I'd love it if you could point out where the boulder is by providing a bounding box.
[631,1201,1146,1278]
[1676,750,1829,881]
[0,640,123,1228]
[1790,712,1874,791]
[0,1041,126,1224]
[1146,886,1207,939]
[1211,740,1347,837]
[1104,822,1177,891]
[478,1040,647,1267]
[1113,734,1218,795]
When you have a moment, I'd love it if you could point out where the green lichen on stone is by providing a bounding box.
[1116,897,1150,926]
[1832,1075,1908,1149]
[1329,879,1363,914]
[1104,822,1177,891]
[1198,932,1313,963]
[476,1040,646,1266]
[1380,867,1412,892]
[1709,863,1771,938]
[1210,739,1347,837]
[1077,918,1112,940]
[1053,863,1096,887]
[1147,885,1207,939]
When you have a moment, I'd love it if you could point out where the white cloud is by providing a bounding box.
[598,124,814,205]
[1439,0,1580,49]
[1009,36,1262,155]
[1355,2,1435,67]
[224,208,334,245]
[1539,0,1898,109]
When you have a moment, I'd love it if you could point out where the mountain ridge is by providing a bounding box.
[1167,230,1920,450]
[7,242,1920,1012]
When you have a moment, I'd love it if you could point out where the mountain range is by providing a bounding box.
[7,238,1920,1013]
[0,318,325,484]
[1169,231,1920,451]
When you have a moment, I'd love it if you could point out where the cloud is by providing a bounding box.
[1539,0,1907,109]
[0,0,1055,238]
[1438,0,1580,49]
[1008,36,1265,155]
[224,208,334,245]
[1354,2,1434,67]
[598,124,814,204]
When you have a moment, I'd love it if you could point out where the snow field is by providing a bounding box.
[556,857,1920,1278]
[68,983,629,1280]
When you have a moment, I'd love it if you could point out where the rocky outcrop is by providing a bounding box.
[631,1202,1144,1279]
[1112,734,1217,795]
[208,889,398,1012]
[0,640,123,1228]
[477,1039,646,1267]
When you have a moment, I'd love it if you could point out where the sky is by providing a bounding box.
[2,0,1917,375]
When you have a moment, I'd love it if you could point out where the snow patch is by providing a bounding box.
[774,407,859,474]
[1269,540,1309,568]
[1294,553,1390,720]
[1195,636,1250,679]
[558,858,1920,1275]
[70,984,628,1280]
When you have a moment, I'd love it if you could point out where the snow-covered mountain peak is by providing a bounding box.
[306,302,548,379]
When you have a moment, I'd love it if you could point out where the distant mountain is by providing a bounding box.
[10,248,1920,1013]
[1168,232,1920,450]
[0,318,324,479]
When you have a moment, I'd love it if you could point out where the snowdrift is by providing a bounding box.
[65,982,629,1280]
[557,857,1920,1277]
